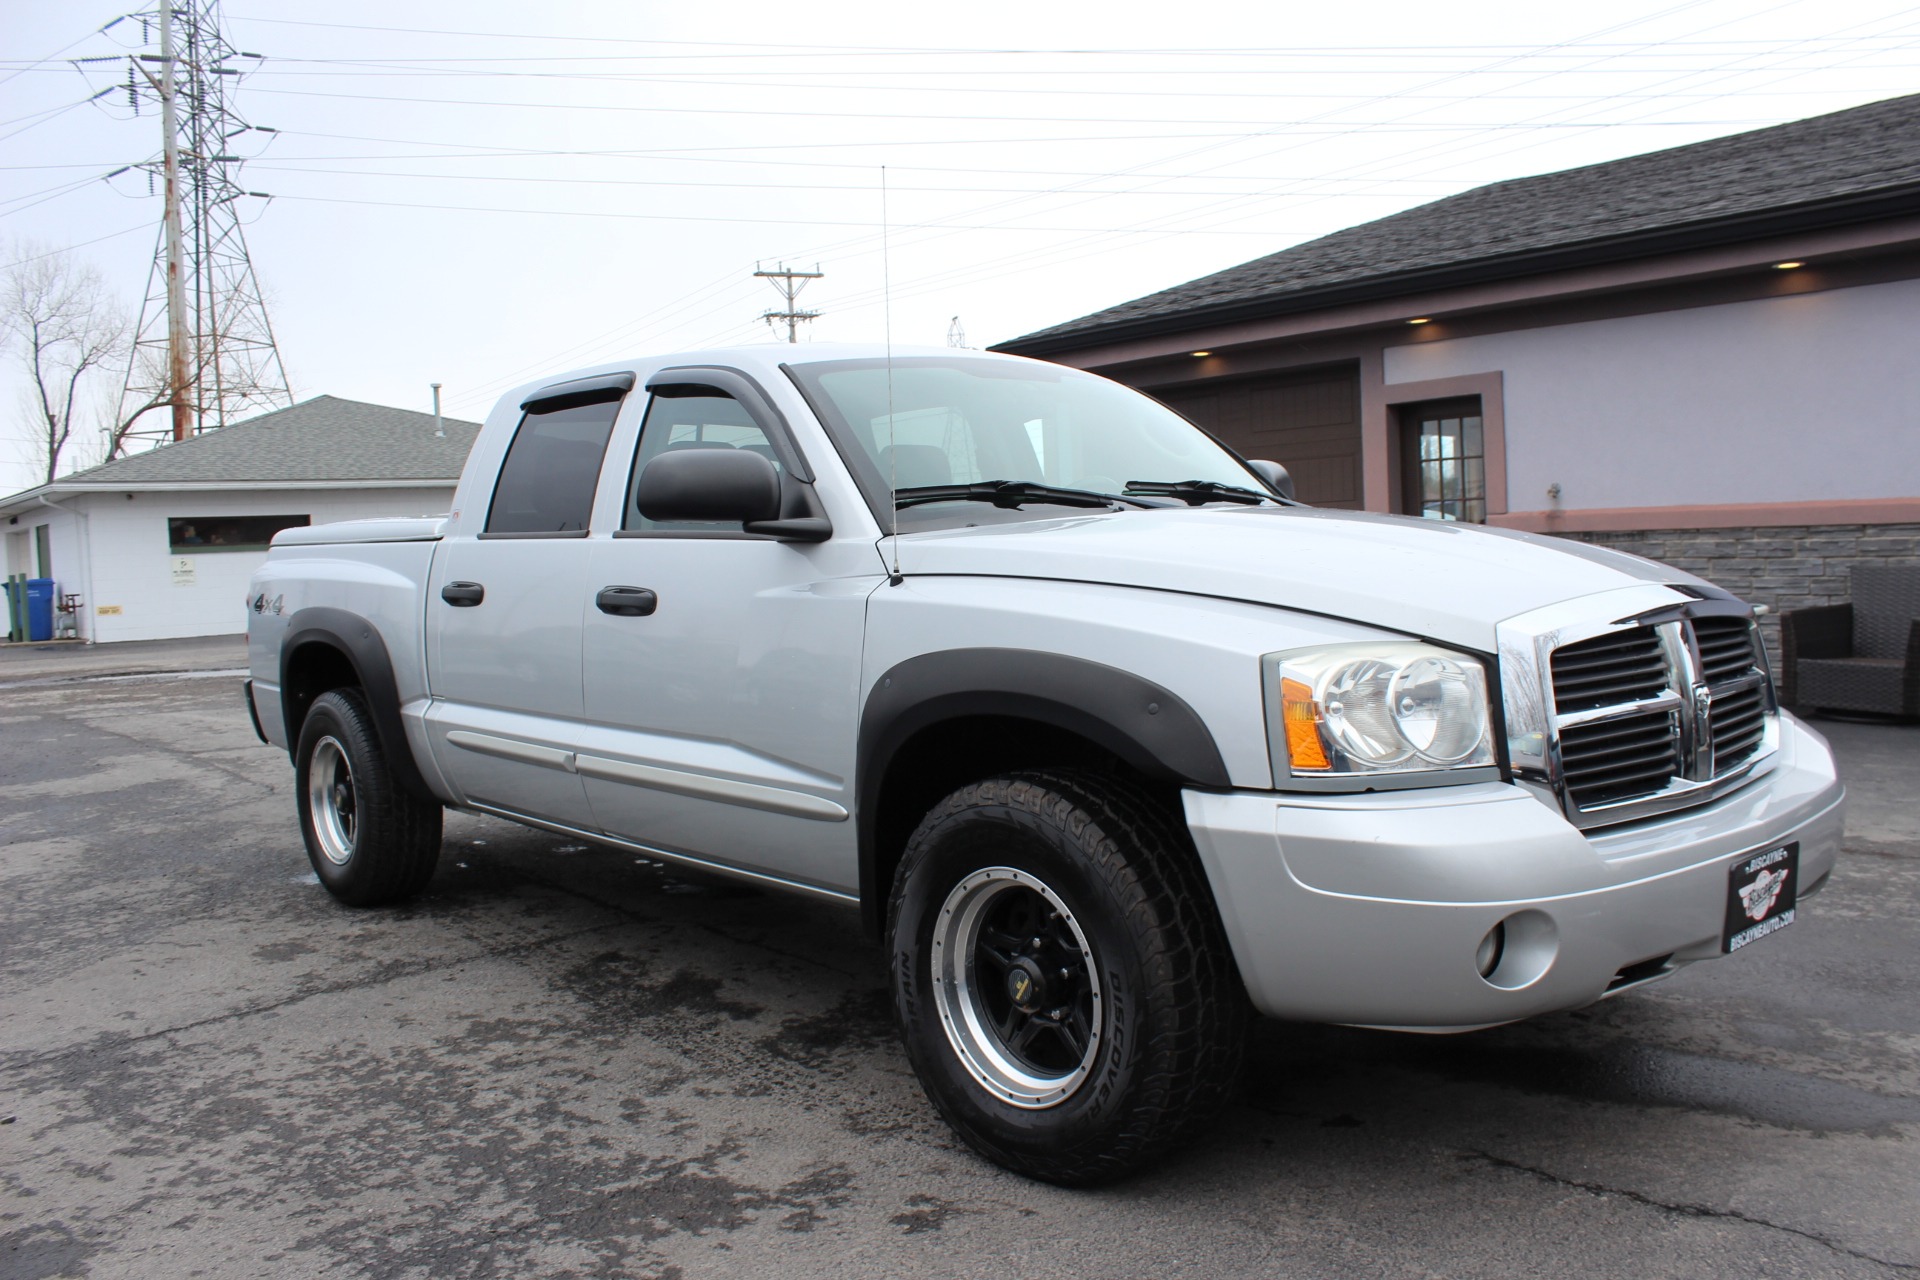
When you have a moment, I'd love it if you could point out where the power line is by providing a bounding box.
[243,84,1787,130]
[0,169,123,218]
[223,34,1920,64]
[842,27,1919,331]
[0,221,152,271]
[269,191,1307,235]
[210,15,1920,58]
[235,66,1919,94]
[0,23,114,89]
[243,162,1475,199]
[430,3,1917,391]
[760,0,1889,328]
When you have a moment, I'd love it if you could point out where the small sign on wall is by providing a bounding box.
[97,605,123,616]
[171,556,197,587]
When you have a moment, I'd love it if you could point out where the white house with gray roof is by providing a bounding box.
[1,396,478,643]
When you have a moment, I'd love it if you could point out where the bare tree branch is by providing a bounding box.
[1,241,130,484]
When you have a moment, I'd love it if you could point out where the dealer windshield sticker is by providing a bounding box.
[1725,845,1799,952]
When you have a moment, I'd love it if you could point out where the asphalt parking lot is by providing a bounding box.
[3,642,1918,1279]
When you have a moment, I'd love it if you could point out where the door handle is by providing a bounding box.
[596,585,658,617]
[441,581,485,607]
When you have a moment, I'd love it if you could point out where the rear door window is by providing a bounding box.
[485,399,623,535]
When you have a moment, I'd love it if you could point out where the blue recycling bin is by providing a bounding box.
[25,578,55,642]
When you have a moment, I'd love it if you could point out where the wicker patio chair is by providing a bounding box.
[1779,565,1920,716]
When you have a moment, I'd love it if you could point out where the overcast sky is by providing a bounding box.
[3,0,1918,495]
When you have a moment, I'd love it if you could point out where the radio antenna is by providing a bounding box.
[883,164,901,584]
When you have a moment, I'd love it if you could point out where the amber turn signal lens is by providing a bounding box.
[1281,676,1331,771]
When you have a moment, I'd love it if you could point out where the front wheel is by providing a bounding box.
[295,688,442,906]
[888,771,1246,1185]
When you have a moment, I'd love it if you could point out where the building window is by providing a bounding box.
[168,514,310,553]
[1400,397,1486,523]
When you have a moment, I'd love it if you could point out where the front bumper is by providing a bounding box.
[1183,712,1844,1030]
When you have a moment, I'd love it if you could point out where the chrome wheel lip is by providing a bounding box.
[307,735,356,867]
[931,866,1103,1111]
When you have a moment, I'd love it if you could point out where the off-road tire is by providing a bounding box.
[888,769,1247,1185]
[295,688,442,906]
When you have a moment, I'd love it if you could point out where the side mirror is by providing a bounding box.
[635,449,782,524]
[1247,459,1296,501]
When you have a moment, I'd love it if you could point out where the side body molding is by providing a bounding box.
[279,606,437,804]
[856,647,1230,931]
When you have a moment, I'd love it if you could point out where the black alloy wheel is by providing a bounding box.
[889,770,1247,1185]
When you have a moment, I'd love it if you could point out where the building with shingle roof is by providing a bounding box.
[993,93,1920,647]
[2,396,479,643]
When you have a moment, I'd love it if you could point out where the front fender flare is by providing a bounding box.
[856,647,1229,931]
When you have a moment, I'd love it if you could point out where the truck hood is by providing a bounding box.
[890,505,1712,650]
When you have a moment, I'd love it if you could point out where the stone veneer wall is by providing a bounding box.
[1555,523,1920,667]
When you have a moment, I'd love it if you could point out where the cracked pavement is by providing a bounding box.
[2,658,1917,1278]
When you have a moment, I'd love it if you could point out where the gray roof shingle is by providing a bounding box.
[38,395,480,488]
[998,92,1920,351]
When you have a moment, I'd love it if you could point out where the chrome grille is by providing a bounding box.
[1709,682,1767,769]
[1548,627,1667,713]
[1692,616,1758,684]
[1558,711,1680,807]
[1502,592,1780,832]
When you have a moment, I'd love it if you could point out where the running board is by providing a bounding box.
[459,800,860,907]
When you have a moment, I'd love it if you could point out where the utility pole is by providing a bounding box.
[121,0,291,448]
[157,3,191,442]
[754,263,823,343]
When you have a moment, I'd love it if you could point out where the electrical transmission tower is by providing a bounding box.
[754,263,823,343]
[119,0,291,446]
[946,316,969,348]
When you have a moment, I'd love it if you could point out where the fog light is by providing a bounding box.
[1475,922,1507,978]
[1475,910,1558,990]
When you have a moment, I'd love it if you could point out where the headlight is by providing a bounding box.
[1266,642,1497,785]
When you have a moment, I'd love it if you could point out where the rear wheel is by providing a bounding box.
[888,770,1246,1185]
[295,688,442,906]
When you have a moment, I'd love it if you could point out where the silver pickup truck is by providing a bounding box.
[246,343,1844,1184]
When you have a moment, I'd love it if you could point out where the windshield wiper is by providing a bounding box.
[1123,479,1275,506]
[894,480,1144,511]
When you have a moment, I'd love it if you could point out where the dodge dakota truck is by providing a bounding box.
[246,343,1844,1184]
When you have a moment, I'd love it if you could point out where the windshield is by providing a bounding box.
[785,356,1266,526]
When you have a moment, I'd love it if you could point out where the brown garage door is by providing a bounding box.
[1149,364,1362,508]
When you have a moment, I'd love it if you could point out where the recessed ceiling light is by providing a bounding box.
[1190,350,1211,357]
[1408,317,1432,325]
[1775,261,1803,270]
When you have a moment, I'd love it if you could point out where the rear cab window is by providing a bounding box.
[485,398,624,536]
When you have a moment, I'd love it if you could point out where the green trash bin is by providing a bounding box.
[3,575,25,643]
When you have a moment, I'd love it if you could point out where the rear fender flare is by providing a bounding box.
[279,606,436,804]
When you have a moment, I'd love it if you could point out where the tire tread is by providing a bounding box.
[889,768,1247,1185]
[298,687,442,906]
